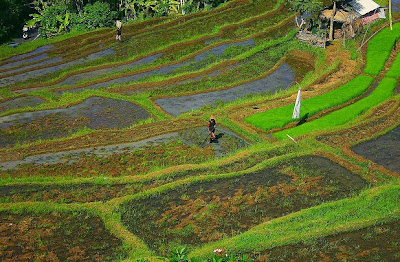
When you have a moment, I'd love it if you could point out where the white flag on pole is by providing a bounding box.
[292,87,301,119]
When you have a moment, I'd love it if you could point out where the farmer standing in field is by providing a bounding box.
[116,20,122,41]
[207,116,217,143]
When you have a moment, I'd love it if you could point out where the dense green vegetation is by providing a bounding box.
[364,23,400,75]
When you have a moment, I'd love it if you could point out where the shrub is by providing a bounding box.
[71,2,117,31]
[37,3,71,37]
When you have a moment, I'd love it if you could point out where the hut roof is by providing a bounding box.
[320,9,355,23]
[349,0,380,17]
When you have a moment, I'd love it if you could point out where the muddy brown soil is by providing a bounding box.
[0,212,123,261]
[250,219,400,261]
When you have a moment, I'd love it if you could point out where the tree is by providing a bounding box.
[155,0,180,16]
[0,0,31,43]
[286,0,322,30]
[26,1,71,37]
[72,2,117,30]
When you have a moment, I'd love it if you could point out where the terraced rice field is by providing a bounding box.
[0,0,399,261]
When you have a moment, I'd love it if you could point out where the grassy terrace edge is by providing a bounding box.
[244,75,374,130]
[274,77,398,139]
[189,183,400,259]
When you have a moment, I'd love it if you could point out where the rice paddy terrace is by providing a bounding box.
[0,0,399,261]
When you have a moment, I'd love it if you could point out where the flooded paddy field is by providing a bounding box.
[0,127,246,176]
[0,96,45,113]
[352,126,400,173]
[1,48,115,88]
[0,97,151,148]
[155,62,295,116]
[120,155,368,255]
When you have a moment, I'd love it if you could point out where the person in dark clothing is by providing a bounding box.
[116,20,122,41]
[207,116,216,143]
[116,27,122,41]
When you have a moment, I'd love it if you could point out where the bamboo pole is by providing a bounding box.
[389,0,393,30]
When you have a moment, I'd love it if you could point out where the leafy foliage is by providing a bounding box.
[71,2,117,31]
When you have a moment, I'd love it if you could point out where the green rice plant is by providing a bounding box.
[189,183,400,259]
[28,89,59,102]
[274,77,398,139]
[0,87,15,99]
[364,23,400,75]
[385,51,400,78]
[245,75,374,131]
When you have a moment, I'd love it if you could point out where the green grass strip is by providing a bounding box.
[274,77,398,139]
[245,75,374,130]
[189,183,400,259]
[364,23,400,75]
[386,51,400,78]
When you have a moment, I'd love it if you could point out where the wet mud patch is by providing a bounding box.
[0,96,45,113]
[250,220,400,261]
[0,97,151,148]
[0,211,123,261]
[352,126,400,173]
[0,127,245,171]
[120,155,368,255]
[155,62,295,116]
[285,51,315,83]
[0,183,141,203]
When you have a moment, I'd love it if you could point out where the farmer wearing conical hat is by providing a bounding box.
[207,116,217,143]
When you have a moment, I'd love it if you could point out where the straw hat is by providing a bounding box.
[116,20,122,28]
[210,116,215,120]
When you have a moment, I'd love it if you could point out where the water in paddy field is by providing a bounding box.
[392,0,400,12]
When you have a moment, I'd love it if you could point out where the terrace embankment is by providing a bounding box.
[120,155,368,255]
[250,219,400,261]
